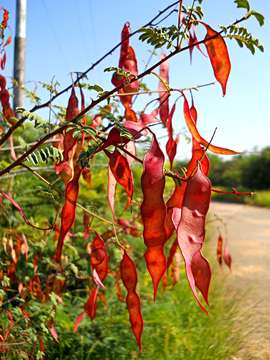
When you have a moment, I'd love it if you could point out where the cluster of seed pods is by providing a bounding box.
[0,7,239,353]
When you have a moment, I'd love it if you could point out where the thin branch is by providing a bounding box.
[0,139,58,152]
[177,0,183,48]
[0,167,55,179]
[212,187,255,196]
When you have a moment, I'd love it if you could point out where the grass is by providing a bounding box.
[138,270,241,360]
[246,190,270,207]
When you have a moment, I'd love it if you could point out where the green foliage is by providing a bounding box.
[241,148,270,189]
[222,25,264,54]
[79,83,104,94]
[39,80,60,95]
[138,26,182,49]
[25,145,63,166]
[104,66,136,80]
[16,108,47,128]
[234,0,250,11]
[234,0,264,27]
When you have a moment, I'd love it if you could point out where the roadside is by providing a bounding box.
[210,202,270,360]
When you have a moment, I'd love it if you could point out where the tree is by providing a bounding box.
[0,1,264,358]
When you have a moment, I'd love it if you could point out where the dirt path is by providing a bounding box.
[210,202,270,360]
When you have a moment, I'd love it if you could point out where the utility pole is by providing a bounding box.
[13,0,27,112]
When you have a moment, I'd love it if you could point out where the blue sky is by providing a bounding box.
[2,0,269,159]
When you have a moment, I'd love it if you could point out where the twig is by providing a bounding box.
[211,187,255,196]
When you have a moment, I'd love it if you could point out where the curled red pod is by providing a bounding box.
[165,98,210,258]
[119,22,130,67]
[124,105,138,122]
[121,46,139,93]
[159,53,170,126]
[174,163,212,313]
[120,251,137,292]
[105,149,134,209]
[141,133,167,300]
[140,107,159,125]
[188,28,206,64]
[83,211,91,240]
[120,251,143,351]
[84,288,98,320]
[189,98,210,176]
[203,23,231,96]
[74,235,108,329]
[191,251,211,305]
[108,166,117,217]
[165,103,177,169]
[223,245,232,270]
[63,87,80,161]
[0,75,16,125]
[164,181,184,241]
[1,9,9,30]
[144,245,166,298]
[116,34,139,118]
[90,234,108,280]
[85,233,108,320]
[98,127,130,152]
[112,23,139,96]
[183,94,239,155]
[216,234,223,265]
[54,165,82,263]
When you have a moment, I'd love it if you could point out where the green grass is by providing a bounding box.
[138,272,240,360]
[246,190,270,207]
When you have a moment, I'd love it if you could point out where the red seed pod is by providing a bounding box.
[223,245,232,270]
[183,94,238,155]
[63,87,80,162]
[216,234,223,265]
[141,133,167,300]
[83,234,109,322]
[188,27,206,64]
[120,251,143,351]
[112,23,139,94]
[54,165,82,263]
[165,103,177,169]
[90,233,109,284]
[159,53,170,126]
[84,288,98,320]
[174,163,212,313]
[106,149,134,209]
[203,23,231,96]
[0,75,16,125]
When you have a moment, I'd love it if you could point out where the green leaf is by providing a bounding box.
[79,83,104,93]
[234,0,250,11]
[248,10,265,26]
